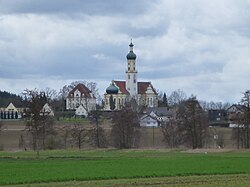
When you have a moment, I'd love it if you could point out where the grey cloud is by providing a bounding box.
[0,0,155,15]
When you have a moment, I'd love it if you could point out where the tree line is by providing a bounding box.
[1,82,250,150]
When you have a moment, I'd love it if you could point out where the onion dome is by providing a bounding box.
[126,42,136,60]
[106,82,119,94]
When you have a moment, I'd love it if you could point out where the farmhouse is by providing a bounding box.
[140,107,173,127]
[66,83,96,116]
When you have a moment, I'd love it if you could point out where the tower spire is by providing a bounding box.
[129,38,134,51]
[126,40,137,97]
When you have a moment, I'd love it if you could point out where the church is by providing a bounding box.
[104,41,158,110]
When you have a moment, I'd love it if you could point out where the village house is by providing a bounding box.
[66,83,96,116]
[140,107,173,127]
[0,102,23,119]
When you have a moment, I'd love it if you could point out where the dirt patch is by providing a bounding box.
[181,148,234,153]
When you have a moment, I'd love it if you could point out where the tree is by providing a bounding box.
[88,110,107,148]
[176,97,208,149]
[24,89,55,155]
[158,92,168,107]
[233,90,250,149]
[57,125,72,149]
[111,103,140,149]
[109,95,115,110]
[168,89,187,107]
[161,118,182,148]
[71,124,85,149]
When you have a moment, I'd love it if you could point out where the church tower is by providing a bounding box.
[126,40,138,97]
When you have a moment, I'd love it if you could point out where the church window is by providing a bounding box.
[150,98,153,106]
[128,67,130,71]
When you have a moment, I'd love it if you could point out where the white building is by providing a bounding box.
[104,41,158,110]
[66,83,96,115]
[40,103,54,116]
[0,102,23,119]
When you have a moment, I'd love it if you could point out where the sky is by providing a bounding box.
[0,0,250,103]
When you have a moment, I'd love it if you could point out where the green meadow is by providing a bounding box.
[0,149,249,186]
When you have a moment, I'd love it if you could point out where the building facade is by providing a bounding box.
[0,102,23,119]
[66,83,96,114]
[104,41,158,110]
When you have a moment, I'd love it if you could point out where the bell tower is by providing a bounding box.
[126,39,138,97]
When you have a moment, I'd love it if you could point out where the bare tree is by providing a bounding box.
[88,110,107,148]
[56,125,72,149]
[233,90,250,149]
[71,124,85,149]
[111,103,140,149]
[24,89,55,155]
[176,97,208,149]
[161,118,182,148]
[168,89,187,107]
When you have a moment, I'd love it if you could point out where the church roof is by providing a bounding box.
[114,81,129,94]
[126,41,136,60]
[106,82,119,94]
[113,81,157,95]
[138,82,157,94]
[67,83,94,98]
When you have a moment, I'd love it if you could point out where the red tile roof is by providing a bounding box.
[138,82,157,94]
[113,81,157,95]
[114,81,129,94]
[67,83,94,98]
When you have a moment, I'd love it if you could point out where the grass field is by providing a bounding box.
[0,149,250,186]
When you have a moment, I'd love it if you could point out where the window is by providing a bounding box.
[128,75,130,79]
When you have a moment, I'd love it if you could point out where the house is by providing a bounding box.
[66,83,96,115]
[104,41,158,110]
[0,102,22,119]
[208,109,228,127]
[226,104,246,128]
[140,107,173,127]
[140,114,158,127]
[40,103,54,116]
[75,105,88,117]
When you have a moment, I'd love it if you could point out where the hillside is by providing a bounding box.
[0,90,24,107]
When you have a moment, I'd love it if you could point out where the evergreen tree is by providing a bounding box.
[109,95,115,110]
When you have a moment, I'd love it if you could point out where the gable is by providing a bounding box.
[227,104,245,113]
[75,105,87,116]
[67,83,94,98]
[40,103,54,116]
[138,82,157,95]
[5,102,18,112]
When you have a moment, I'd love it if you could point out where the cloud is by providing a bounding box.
[0,0,250,103]
[0,0,154,15]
